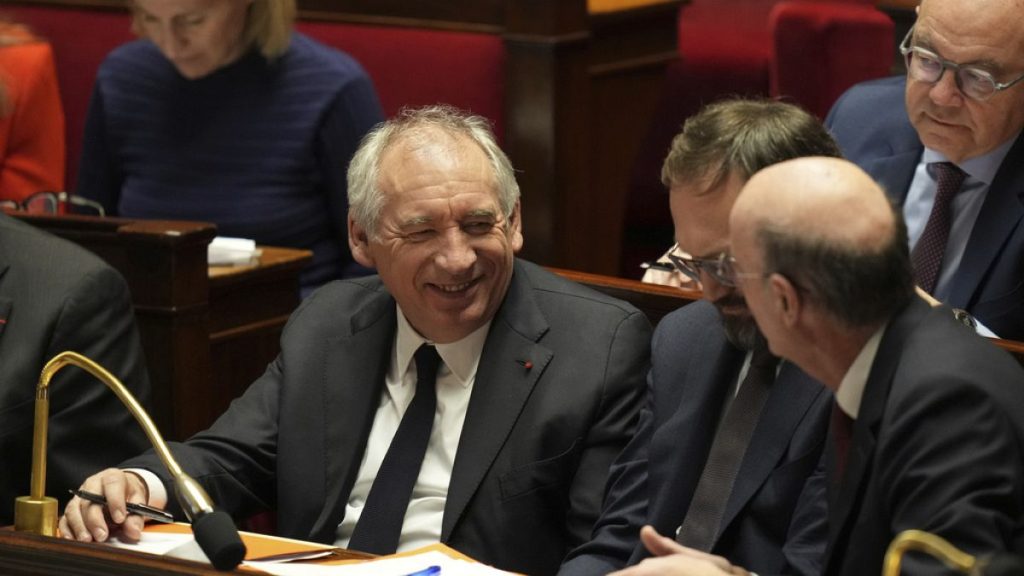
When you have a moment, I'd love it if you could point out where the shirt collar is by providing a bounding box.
[835,324,887,419]
[395,306,491,387]
[922,130,1020,186]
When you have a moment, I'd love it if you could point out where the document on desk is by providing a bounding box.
[246,549,515,576]
[209,236,262,266]
[105,529,210,563]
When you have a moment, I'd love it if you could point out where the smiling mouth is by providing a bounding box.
[428,278,480,295]
[435,281,473,292]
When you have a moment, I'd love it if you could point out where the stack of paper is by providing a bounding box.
[208,236,262,266]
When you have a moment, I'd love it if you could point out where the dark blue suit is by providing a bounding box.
[826,76,1024,340]
[823,299,1024,575]
[560,301,832,575]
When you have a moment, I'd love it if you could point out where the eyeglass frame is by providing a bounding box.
[0,191,106,217]
[898,25,1024,102]
[664,244,747,288]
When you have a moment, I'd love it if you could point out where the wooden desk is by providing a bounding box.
[12,214,311,440]
[0,529,234,575]
[0,527,370,575]
[551,267,1024,368]
[207,248,312,421]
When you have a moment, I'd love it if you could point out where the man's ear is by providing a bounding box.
[768,273,802,328]
[348,214,376,268]
[508,200,524,253]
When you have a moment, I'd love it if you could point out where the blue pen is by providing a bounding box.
[403,566,440,576]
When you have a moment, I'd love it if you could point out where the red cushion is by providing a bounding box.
[769,1,894,117]
[296,22,505,142]
[5,6,134,192]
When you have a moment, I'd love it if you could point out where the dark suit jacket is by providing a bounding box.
[560,301,832,576]
[823,299,1024,575]
[0,213,151,524]
[826,76,1024,340]
[125,259,651,575]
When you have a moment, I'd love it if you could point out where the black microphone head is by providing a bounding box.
[977,553,1024,576]
[192,510,247,571]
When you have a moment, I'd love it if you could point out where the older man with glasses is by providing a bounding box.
[826,0,1024,340]
[561,99,841,576]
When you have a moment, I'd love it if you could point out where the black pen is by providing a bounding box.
[640,260,674,272]
[69,489,174,524]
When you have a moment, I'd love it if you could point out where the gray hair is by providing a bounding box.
[347,104,519,239]
[756,204,915,329]
[661,98,841,192]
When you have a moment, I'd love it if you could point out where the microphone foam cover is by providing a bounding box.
[192,510,247,571]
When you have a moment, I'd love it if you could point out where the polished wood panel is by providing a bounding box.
[12,214,310,440]
[0,527,371,575]
[550,267,1024,369]
[549,267,697,325]
[0,529,229,575]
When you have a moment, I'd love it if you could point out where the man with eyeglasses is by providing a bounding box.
[826,0,1024,340]
[561,99,840,576]
[621,157,1024,576]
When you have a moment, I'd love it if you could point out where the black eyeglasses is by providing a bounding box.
[664,244,742,287]
[899,25,1024,102]
[0,191,105,217]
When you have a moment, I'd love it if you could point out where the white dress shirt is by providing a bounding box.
[135,305,489,553]
[835,325,886,419]
[903,134,1018,302]
[334,307,490,551]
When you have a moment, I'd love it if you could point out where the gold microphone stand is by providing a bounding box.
[14,351,216,536]
[883,529,976,575]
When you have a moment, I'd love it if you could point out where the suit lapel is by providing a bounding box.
[949,132,1024,308]
[718,363,824,538]
[823,300,929,569]
[309,289,396,543]
[652,327,741,531]
[441,266,552,540]
[0,263,10,343]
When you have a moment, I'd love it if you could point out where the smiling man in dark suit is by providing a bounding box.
[825,0,1024,339]
[60,105,651,576]
[561,100,838,576]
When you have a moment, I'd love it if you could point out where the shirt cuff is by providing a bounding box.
[125,468,168,509]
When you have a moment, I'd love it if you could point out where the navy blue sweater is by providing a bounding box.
[77,33,384,291]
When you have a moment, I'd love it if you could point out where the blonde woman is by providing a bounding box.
[77,0,384,293]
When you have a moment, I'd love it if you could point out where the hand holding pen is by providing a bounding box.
[69,489,174,524]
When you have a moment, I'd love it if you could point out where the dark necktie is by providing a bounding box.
[830,401,855,482]
[348,345,441,554]
[911,162,967,294]
[676,342,777,550]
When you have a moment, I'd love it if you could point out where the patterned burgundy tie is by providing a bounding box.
[911,162,967,294]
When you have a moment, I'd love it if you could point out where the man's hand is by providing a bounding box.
[609,526,751,576]
[59,468,150,543]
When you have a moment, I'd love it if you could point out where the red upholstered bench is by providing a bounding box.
[619,0,893,276]
[5,4,506,191]
[296,21,505,142]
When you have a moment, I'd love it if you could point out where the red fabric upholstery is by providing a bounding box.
[5,6,134,192]
[296,22,505,142]
[770,1,894,118]
[621,0,894,276]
